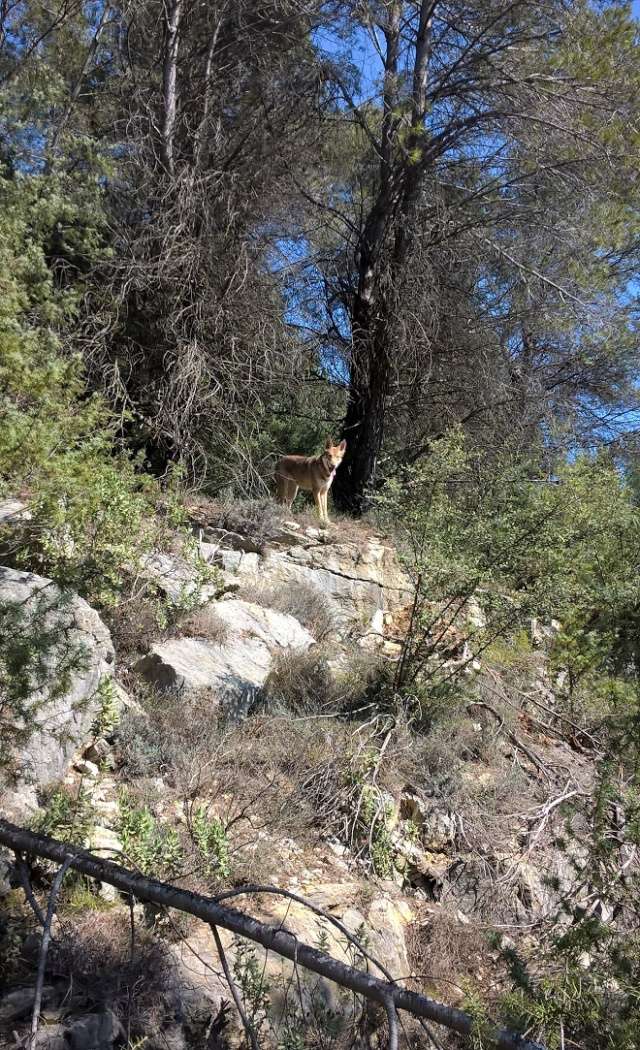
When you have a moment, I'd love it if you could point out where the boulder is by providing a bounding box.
[0,568,114,818]
[258,536,411,629]
[135,599,314,716]
[139,551,220,605]
[0,985,58,1024]
[65,1010,124,1050]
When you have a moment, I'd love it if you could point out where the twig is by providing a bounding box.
[28,854,76,1050]
[385,996,399,1050]
[14,852,46,927]
[210,924,259,1050]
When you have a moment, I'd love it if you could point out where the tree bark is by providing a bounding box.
[160,0,183,175]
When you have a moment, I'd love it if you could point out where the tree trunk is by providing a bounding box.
[333,320,389,515]
[0,817,545,1050]
[160,0,183,175]
[333,197,393,515]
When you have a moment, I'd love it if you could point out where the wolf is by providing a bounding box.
[275,438,347,524]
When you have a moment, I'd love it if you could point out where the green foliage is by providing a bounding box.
[90,675,120,739]
[375,434,640,727]
[117,792,183,879]
[233,939,271,1041]
[32,785,95,848]
[343,748,396,877]
[190,805,230,879]
[0,167,167,604]
[500,934,640,1050]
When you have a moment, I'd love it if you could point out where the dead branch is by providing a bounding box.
[14,852,46,927]
[28,853,76,1050]
[210,923,259,1050]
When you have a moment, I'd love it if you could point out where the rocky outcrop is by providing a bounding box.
[135,598,314,715]
[0,568,114,818]
[197,517,412,633]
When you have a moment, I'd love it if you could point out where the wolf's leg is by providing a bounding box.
[287,482,299,509]
[313,488,323,520]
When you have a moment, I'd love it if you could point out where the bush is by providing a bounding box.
[117,790,183,878]
[50,911,180,1046]
[0,170,178,606]
[246,579,335,640]
[375,433,640,728]
[117,689,226,797]
[262,645,380,716]
[31,785,96,848]
[263,648,335,713]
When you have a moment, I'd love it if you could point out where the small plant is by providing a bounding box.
[117,792,183,878]
[233,938,271,1042]
[190,804,231,878]
[360,786,395,878]
[90,675,120,738]
[461,982,493,1050]
[32,785,95,847]
[343,750,397,877]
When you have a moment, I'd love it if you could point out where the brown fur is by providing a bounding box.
[275,438,347,524]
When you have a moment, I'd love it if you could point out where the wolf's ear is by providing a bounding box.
[339,439,347,452]
[325,436,333,449]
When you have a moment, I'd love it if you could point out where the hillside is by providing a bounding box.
[2,2,640,1048]
[2,492,639,1050]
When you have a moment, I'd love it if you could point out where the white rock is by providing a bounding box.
[73,758,100,778]
[0,568,114,818]
[135,599,314,716]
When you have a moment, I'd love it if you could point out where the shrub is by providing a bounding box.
[246,579,335,640]
[0,170,184,607]
[117,791,183,878]
[375,434,640,729]
[262,645,380,717]
[262,648,335,714]
[90,675,120,738]
[116,689,227,797]
[190,804,231,878]
[31,785,95,848]
[49,911,179,1046]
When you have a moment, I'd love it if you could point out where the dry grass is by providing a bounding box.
[104,590,168,660]
[173,604,229,645]
[242,578,335,640]
[117,689,226,797]
[407,912,503,1008]
[49,910,190,1046]
[263,647,335,713]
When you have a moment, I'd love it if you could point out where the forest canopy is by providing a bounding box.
[0,0,638,510]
